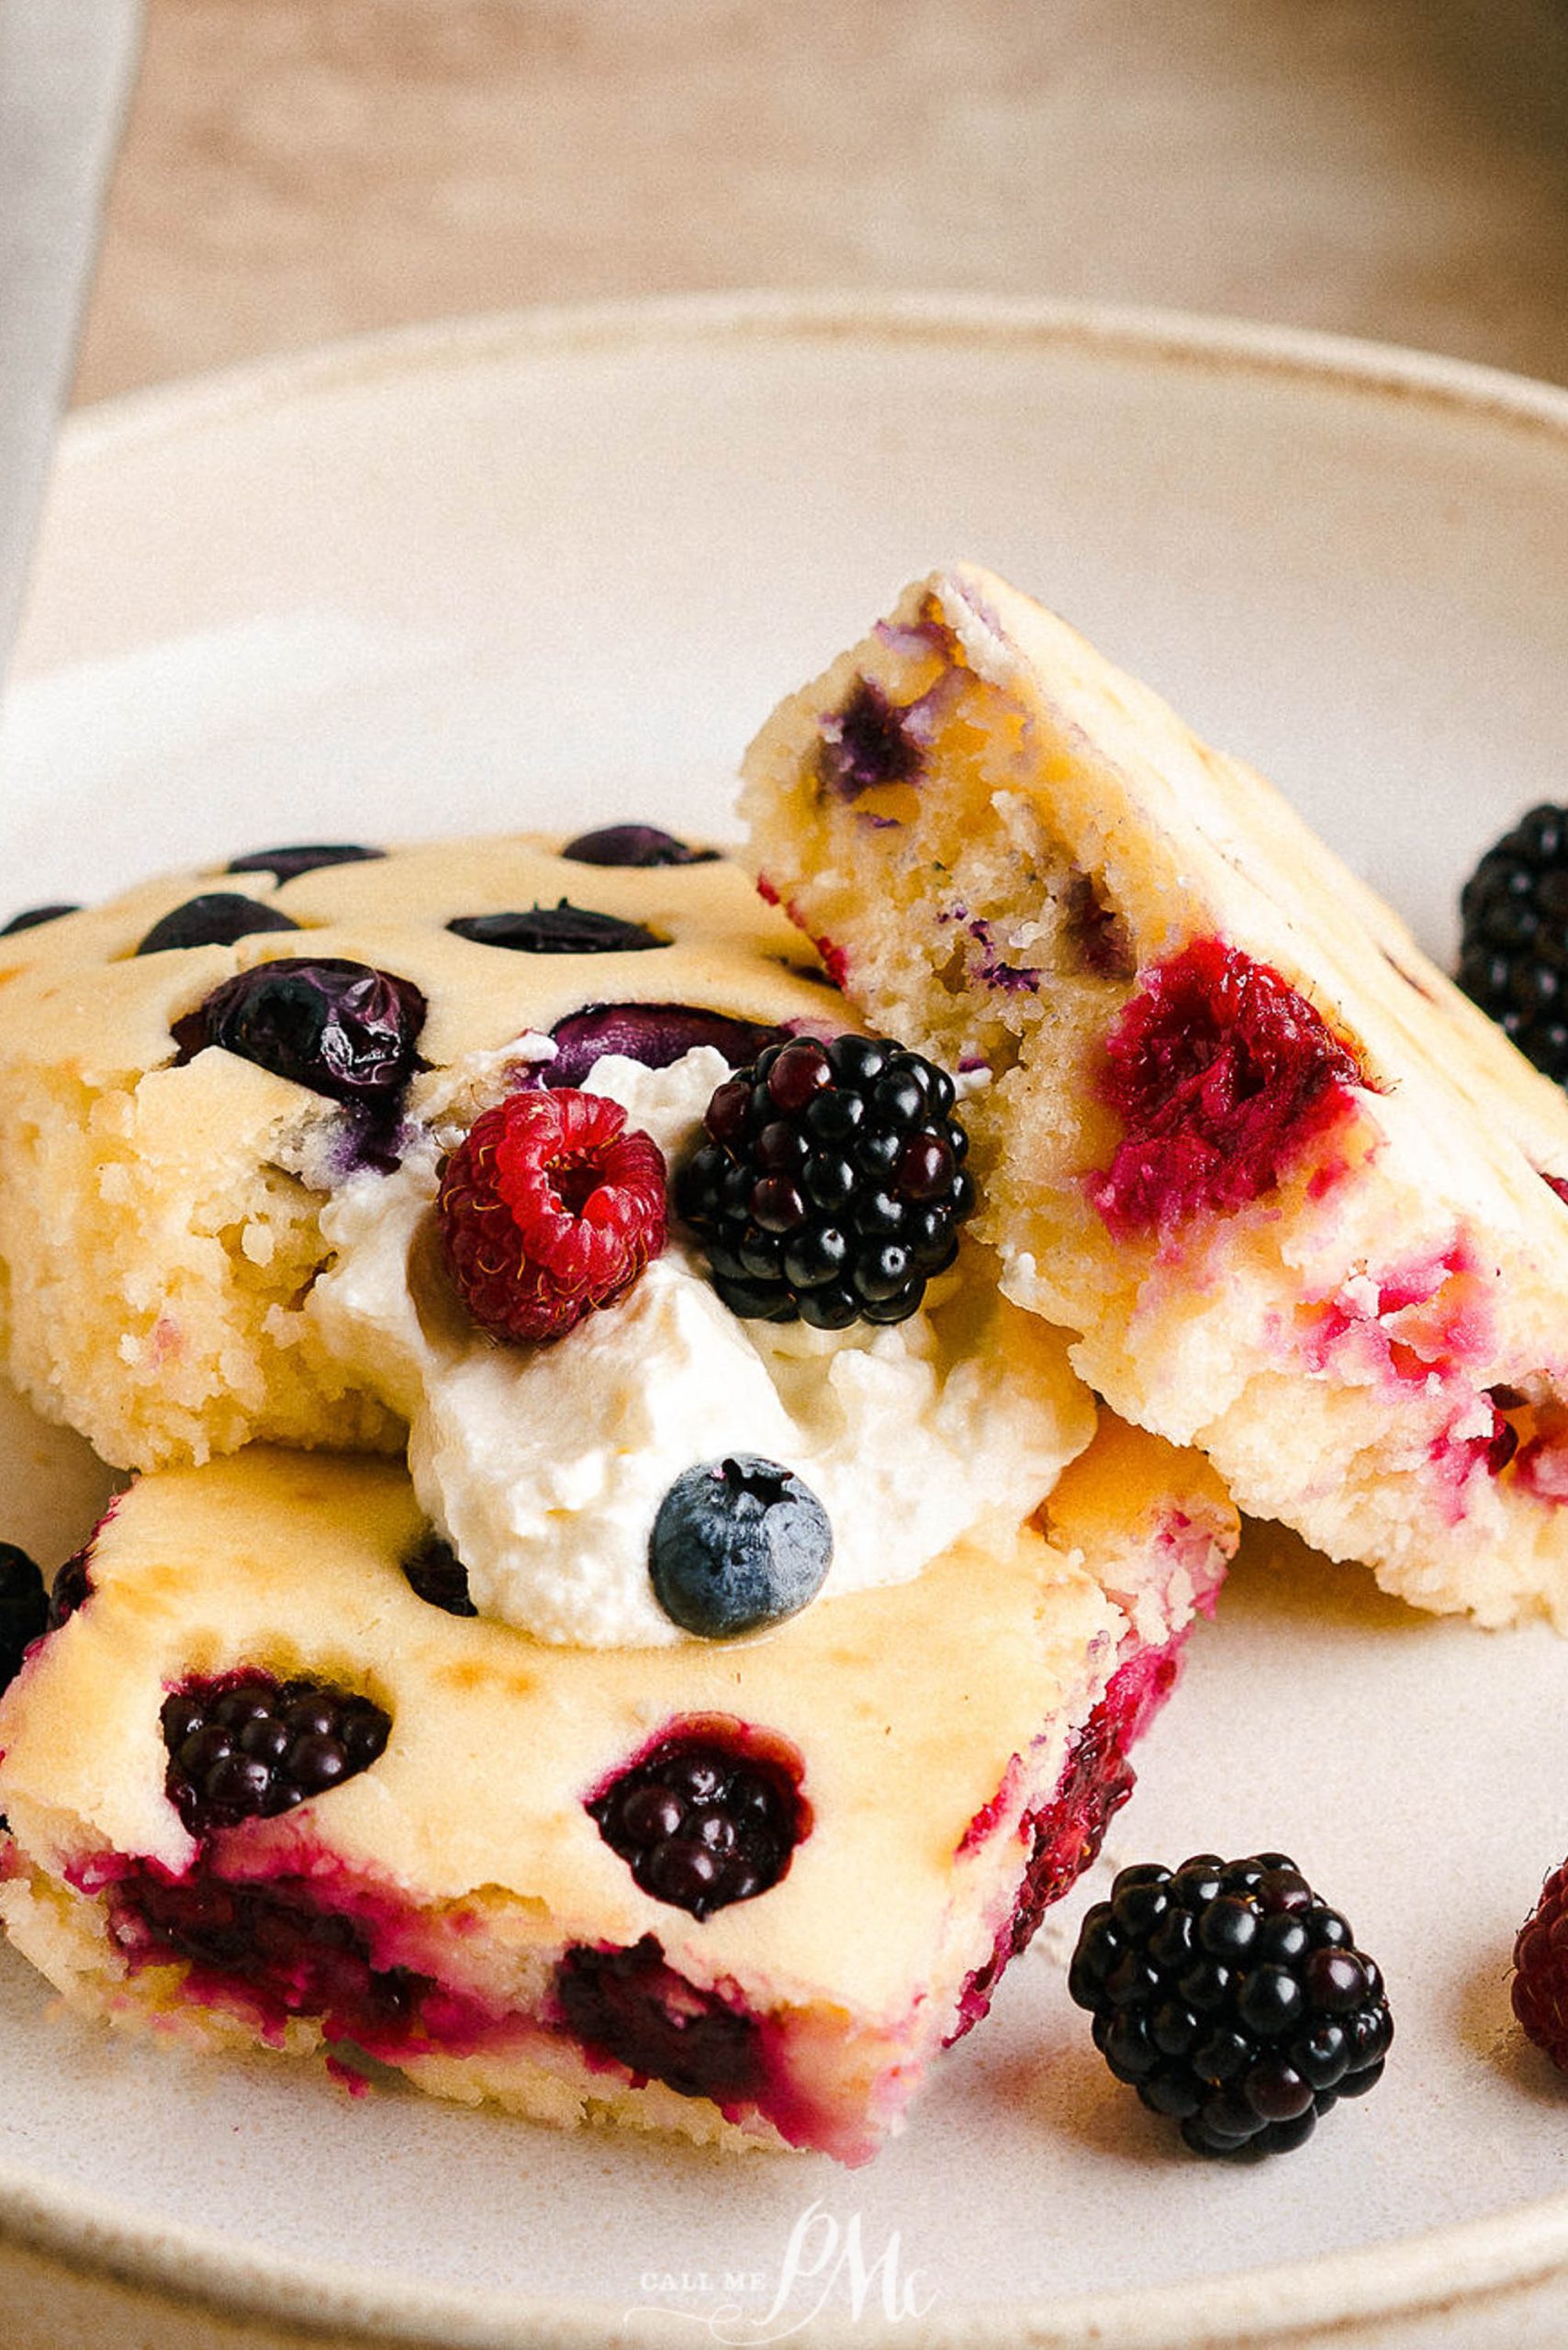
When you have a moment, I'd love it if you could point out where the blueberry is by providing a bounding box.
[400,1532,477,1617]
[560,824,719,867]
[46,1549,92,1630]
[447,903,666,955]
[0,1542,48,1688]
[0,903,79,935]
[135,893,302,956]
[541,1002,784,1087]
[649,1455,832,1638]
[225,845,385,884]
[171,957,427,1103]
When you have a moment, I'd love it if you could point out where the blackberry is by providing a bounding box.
[588,1721,808,1919]
[1458,805,1568,1083]
[555,1936,762,2103]
[677,1034,975,1328]
[0,1542,48,1689]
[161,1671,391,1837]
[1512,1857,1568,2069]
[1069,1853,1392,2157]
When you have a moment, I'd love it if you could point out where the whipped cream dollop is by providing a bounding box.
[310,1046,1093,1646]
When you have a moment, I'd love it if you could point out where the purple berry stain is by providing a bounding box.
[588,1715,809,1919]
[816,677,923,802]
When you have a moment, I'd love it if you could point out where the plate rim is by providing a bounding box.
[8,287,1568,2346]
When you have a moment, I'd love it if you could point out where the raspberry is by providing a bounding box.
[161,1672,390,1837]
[437,1087,667,1343]
[1458,806,1568,1082]
[588,1719,809,1919]
[677,1034,975,1328]
[1069,1852,1392,2156]
[1092,940,1366,1236]
[1512,1859,1568,2065]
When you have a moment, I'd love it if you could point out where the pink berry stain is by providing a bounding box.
[946,1629,1190,2042]
[1090,939,1369,1238]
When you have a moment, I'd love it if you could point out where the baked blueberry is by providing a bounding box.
[561,823,719,867]
[447,904,666,955]
[0,904,79,935]
[542,1002,784,1087]
[0,1542,48,1689]
[171,957,426,1104]
[225,845,385,884]
[135,894,301,956]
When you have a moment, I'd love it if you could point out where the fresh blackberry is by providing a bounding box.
[0,1542,48,1689]
[677,1034,975,1328]
[161,1671,391,1837]
[1069,1852,1392,2157]
[588,1721,808,1919]
[1458,805,1568,1082]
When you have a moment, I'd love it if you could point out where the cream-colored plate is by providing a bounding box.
[1,296,1567,2350]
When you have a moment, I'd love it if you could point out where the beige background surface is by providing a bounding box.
[75,0,1568,405]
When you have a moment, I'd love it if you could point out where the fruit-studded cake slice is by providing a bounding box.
[0,829,838,1472]
[0,1434,1234,2166]
[742,562,1568,1628]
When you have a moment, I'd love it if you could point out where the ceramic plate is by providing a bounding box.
[1,296,1567,2350]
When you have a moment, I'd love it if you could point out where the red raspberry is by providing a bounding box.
[1513,1860,1568,2066]
[436,1089,667,1342]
